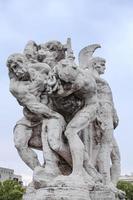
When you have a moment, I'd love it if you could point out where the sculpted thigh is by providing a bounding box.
[66,105,96,132]
[46,118,66,147]
[14,124,33,146]
[28,123,42,150]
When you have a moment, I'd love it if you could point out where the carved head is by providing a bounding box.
[89,57,106,75]
[7,53,29,80]
[55,58,78,83]
[38,41,66,67]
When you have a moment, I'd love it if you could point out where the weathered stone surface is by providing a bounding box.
[23,185,91,200]
[23,185,125,200]
[90,190,116,200]
[7,38,125,200]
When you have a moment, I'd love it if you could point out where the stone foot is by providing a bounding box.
[33,166,60,189]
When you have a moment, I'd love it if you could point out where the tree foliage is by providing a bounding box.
[0,180,25,200]
[117,180,133,200]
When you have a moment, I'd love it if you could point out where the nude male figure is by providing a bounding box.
[7,53,67,175]
[78,44,120,188]
[7,42,101,184]
[50,57,99,180]
[89,57,120,187]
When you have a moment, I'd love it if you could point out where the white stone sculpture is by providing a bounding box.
[7,38,125,200]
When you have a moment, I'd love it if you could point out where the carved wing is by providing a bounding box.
[78,44,101,69]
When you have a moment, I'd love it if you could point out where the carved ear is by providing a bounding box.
[78,44,101,69]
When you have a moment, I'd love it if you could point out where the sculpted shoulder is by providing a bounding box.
[80,69,97,91]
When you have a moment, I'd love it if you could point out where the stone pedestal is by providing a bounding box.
[89,187,125,200]
[23,185,91,200]
[90,190,116,200]
[23,187,125,200]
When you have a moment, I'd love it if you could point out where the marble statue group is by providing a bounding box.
[7,39,125,200]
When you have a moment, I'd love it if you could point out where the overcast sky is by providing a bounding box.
[0,0,133,185]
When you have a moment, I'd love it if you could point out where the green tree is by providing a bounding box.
[0,180,25,200]
[117,180,133,200]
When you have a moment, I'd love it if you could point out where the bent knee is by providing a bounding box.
[14,141,24,150]
[52,144,60,152]
[64,128,77,140]
[14,137,28,150]
[14,125,32,149]
[49,140,60,152]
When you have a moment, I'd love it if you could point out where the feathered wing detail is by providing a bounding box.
[78,44,101,69]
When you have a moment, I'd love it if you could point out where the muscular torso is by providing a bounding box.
[76,70,97,106]
[94,75,115,129]
[49,68,97,121]
[96,78,113,105]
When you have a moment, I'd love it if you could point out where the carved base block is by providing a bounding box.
[23,185,126,200]
[90,190,116,200]
[23,186,91,200]
[90,188,125,200]
[23,173,125,200]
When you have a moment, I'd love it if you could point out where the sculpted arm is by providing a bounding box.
[56,82,80,97]
[10,78,57,118]
[112,107,119,129]
[107,83,119,129]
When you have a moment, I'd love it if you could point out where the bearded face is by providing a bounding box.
[7,54,29,80]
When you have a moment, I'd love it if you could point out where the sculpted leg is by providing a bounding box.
[84,152,102,182]
[33,119,62,189]
[110,136,121,186]
[46,115,101,183]
[64,106,96,176]
[41,119,63,174]
[65,127,85,175]
[97,129,113,185]
[14,124,41,170]
[46,116,72,166]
